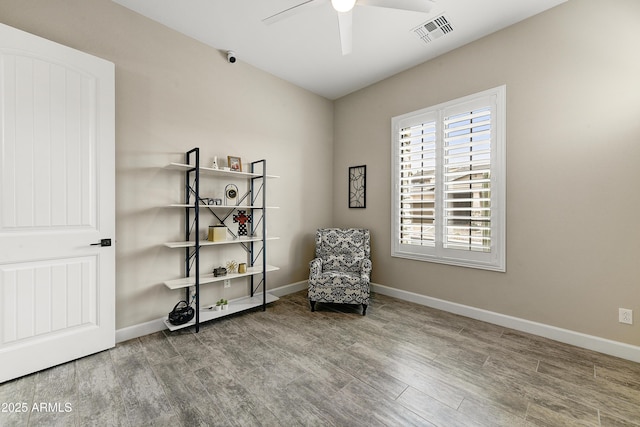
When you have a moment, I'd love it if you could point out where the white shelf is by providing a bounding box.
[164,236,280,249]
[163,265,280,289]
[164,293,280,331]
[167,204,280,210]
[166,162,279,179]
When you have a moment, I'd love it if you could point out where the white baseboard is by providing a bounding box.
[115,281,309,344]
[116,318,167,343]
[371,282,640,363]
[117,280,640,363]
[269,280,308,297]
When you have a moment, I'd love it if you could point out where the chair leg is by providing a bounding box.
[310,300,316,312]
[362,304,367,316]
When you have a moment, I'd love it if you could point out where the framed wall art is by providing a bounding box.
[349,165,366,208]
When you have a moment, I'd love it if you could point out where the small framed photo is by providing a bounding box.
[227,156,242,172]
[349,165,366,208]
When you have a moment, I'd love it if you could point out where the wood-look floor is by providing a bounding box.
[1,290,640,426]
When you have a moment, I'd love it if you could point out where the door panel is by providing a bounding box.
[1,257,97,343]
[0,23,115,383]
[2,53,97,230]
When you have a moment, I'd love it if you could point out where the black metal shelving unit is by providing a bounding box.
[163,148,279,332]
[250,159,268,310]
[184,148,200,331]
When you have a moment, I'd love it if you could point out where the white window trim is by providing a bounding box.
[391,85,506,272]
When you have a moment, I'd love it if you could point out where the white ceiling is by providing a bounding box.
[111,0,567,100]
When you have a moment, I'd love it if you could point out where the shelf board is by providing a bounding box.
[167,204,280,210]
[164,236,280,249]
[166,162,279,179]
[163,265,280,289]
[163,292,280,331]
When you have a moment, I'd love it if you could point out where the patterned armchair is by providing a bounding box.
[308,228,371,315]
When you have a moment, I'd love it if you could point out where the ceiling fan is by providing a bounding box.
[263,0,434,55]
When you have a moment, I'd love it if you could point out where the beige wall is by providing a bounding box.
[333,0,640,346]
[0,0,334,329]
[2,0,639,347]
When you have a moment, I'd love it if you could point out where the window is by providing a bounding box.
[391,86,506,271]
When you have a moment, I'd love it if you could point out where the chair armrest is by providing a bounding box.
[361,259,372,280]
[309,258,323,278]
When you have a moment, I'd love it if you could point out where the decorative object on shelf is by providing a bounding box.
[226,260,238,274]
[211,156,219,169]
[208,225,227,242]
[233,210,252,236]
[224,184,238,205]
[349,165,366,208]
[228,155,242,172]
[213,267,227,277]
[238,263,247,274]
[168,300,195,325]
[216,299,229,310]
[204,198,223,206]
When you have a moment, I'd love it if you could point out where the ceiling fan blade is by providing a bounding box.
[358,0,433,13]
[337,10,353,55]
[263,0,325,25]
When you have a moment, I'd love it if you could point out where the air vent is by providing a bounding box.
[412,15,453,45]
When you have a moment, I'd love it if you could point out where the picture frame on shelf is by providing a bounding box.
[228,156,242,172]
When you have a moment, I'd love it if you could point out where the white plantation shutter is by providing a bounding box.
[443,107,492,252]
[399,118,437,246]
[392,86,506,271]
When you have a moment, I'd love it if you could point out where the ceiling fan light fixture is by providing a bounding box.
[331,0,357,13]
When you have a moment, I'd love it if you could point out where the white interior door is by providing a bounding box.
[0,23,115,383]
